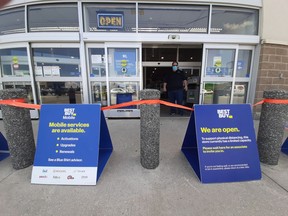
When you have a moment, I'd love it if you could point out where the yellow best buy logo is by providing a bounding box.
[121,59,127,67]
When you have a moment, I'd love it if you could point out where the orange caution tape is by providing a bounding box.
[253,100,265,107]
[101,99,194,111]
[0,98,25,103]
[0,98,192,111]
[264,99,288,104]
[253,99,288,107]
[0,98,193,111]
[0,98,41,110]
[1,97,286,111]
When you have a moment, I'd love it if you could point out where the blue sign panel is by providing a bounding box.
[206,67,229,76]
[114,48,136,76]
[182,104,261,183]
[281,137,288,155]
[97,12,124,29]
[0,132,9,161]
[31,104,113,185]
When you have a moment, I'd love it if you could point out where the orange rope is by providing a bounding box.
[0,98,287,111]
[101,99,194,111]
[253,99,288,107]
[0,99,41,109]
[0,98,25,103]
[263,99,288,104]
[253,100,265,107]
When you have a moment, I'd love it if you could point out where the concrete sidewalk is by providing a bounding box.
[0,118,288,216]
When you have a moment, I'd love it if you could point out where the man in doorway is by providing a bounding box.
[163,61,188,116]
[68,86,76,104]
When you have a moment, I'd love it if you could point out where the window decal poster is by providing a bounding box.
[31,104,113,185]
[114,48,136,76]
[182,104,261,183]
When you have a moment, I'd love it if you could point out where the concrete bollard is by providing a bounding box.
[140,89,160,169]
[0,89,35,169]
[257,90,288,165]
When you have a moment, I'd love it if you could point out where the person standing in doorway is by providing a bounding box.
[68,86,76,104]
[163,61,188,116]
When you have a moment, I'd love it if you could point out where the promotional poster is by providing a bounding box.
[31,104,102,185]
[182,104,261,183]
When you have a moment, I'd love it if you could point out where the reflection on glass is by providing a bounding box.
[138,4,209,33]
[28,4,79,32]
[179,48,202,62]
[39,81,82,104]
[0,48,29,77]
[84,3,136,32]
[211,6,259,35]
[203,82,232,104]
[91,82,107,106]
[3,82,34,103]
[32,48,80,77]
[0,7,25,35]
[232,82,248,104]
[88,48,106,77]
[205,49,235,77]
[142,48,177,62]
[236,50,252,77]
[109,82,139,107]
[108,48,138,77]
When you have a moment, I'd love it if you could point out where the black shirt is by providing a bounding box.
[163,69,186,91]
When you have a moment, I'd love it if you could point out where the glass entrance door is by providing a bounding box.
[106,43,141,117]
[32,44,84,106]
[200,44,254,105]
[0,44,38,119]
[87,43,142,118]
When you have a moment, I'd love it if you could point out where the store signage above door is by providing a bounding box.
[97,12,124,29]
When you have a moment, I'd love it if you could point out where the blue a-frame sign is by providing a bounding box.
[281,137,288,155]
[0,132,9,161]
[182,104,261,183]
[31,104,113,185]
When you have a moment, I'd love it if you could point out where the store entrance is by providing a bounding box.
[143,65,201,117]
[143,67,169,100]
[142,45,203,116]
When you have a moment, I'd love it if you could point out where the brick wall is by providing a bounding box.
[254,43,288,116]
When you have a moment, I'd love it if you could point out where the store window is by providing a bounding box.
[0,7,25,35]
[108,48,138,77]
[211,6,259,35]
[232,82,248,104]
[0,48,29,77]
[109,81,139,107]
[84,3,136,32]
[236,50,252,77]
[32,48,80,77]
[138,4,209,33]
[203,82,232,104]
[142,48,177,62]
[28,4,79,32]
[91,82,107,106]
[38,81,82,104]
[179,48,202,62]
[202,46,253,105]
[2,82,34,103]
[205,49,235,77]
[88,48,106,77]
